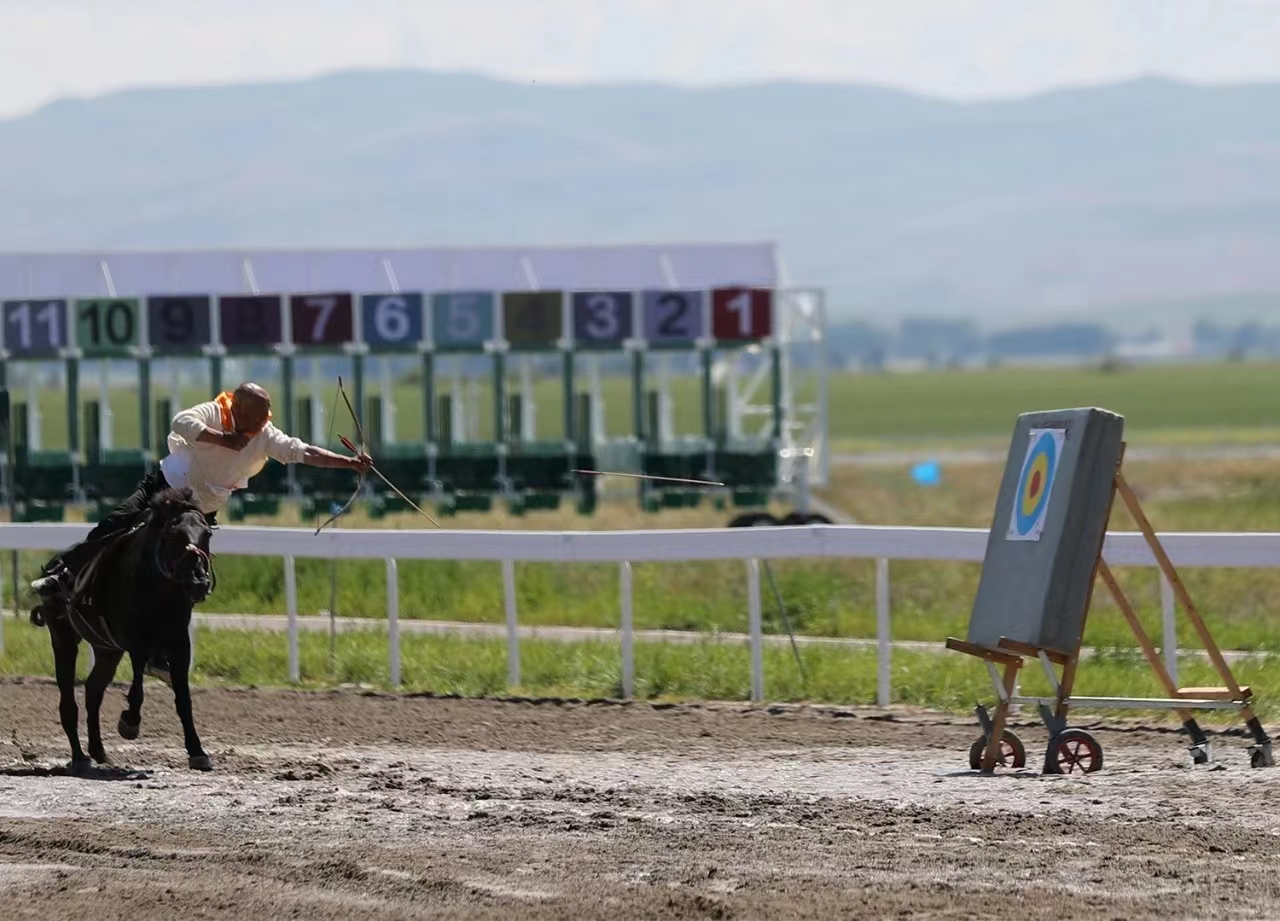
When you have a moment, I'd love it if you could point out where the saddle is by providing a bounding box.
[37,518,149,651]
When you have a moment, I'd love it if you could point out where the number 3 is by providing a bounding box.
[585,294,619,339]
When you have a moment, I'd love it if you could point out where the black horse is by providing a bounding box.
[31,487,217,772]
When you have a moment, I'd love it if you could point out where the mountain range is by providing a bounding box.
[3,69,1279,325]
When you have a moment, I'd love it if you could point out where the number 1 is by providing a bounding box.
[726,292,752,337]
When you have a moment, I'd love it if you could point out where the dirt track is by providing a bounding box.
[2,678,1280,919]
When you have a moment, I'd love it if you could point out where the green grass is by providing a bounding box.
[19,359,1280,452]
[5,620,1276,721]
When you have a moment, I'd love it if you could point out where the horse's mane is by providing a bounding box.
[148,486,204,518]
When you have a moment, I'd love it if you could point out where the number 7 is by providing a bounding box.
[306,297,337,341]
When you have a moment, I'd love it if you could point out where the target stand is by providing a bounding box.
[947,407,1274,775]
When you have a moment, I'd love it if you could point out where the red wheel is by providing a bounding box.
[1046,729,1103,774]
[969,730,1026,770]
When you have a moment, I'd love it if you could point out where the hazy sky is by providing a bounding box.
[2,0,1279,118]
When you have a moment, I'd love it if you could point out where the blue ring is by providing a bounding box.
[1014,431,1058,535]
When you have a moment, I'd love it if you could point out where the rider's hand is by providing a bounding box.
[219,431,252,451]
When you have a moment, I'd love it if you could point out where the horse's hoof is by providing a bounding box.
[188,754,213,772]
[118,713,141,740]
[90,750,111,766]
[67,757,92,775]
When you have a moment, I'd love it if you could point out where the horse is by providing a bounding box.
[30,486,217,772]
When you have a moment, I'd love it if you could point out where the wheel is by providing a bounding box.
[1045,729,1104,774]
[780,511,833,526]
[727,512,779,528]
[968,730,1027,770]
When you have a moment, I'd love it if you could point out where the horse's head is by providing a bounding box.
[147,487,215,603]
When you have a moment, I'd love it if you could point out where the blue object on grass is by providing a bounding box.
[911,460,941,486]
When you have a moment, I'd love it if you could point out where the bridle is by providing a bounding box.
[152,510,217,600]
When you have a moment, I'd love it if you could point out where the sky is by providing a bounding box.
[2,0,1279,118]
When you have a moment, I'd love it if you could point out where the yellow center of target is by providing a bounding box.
[1020,452,1050,518]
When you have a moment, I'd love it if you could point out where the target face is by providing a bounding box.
[1007,428,1065,541]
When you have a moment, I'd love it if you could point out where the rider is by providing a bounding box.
[31,382,372,680]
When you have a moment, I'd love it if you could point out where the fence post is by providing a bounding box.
[876,557,890,707]
[502,559,519,687]
[619,561,634,699]
[747,558,763,702]
[386,557,400,687]
[284,555,299,683]
[1160,570,1178,687]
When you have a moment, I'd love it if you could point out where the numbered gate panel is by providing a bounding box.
[571,291,633,349]
[502,291,564,350]
[74,298,142,357]
[641,289,705,348]
[2,298,68,357]
[289,292,354,350]
[431,292,494,351]
[361,293,424,352]
[218,294,285,353]
[147,295,213,355]
[711,287,772,342]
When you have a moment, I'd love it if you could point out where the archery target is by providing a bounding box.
[1007,427,1065,541]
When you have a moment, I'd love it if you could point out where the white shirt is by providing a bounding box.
[159,400,308,514]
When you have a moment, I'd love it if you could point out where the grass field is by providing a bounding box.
[16,358,1280,451]
[5,360,1280,712]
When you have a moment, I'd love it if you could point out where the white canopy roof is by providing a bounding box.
[0,242,779,298]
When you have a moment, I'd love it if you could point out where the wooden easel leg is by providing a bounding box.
[1115,473,1273,759]
[1115,473,1244,696]
[982,660,1021,772]
[1098,559,1212,757]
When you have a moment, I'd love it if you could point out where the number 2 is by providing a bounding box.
[657,294,689,337]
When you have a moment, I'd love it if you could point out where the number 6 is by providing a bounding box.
[375,296,410,341]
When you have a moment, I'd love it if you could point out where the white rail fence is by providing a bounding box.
[2,524,1278,704]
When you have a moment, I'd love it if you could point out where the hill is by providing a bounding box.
[3,70,1279,321]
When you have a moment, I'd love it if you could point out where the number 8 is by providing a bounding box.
[375,296,410,341]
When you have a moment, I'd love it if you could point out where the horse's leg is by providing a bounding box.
[84,647,124,764]
[167,638,211,771]
[118,650,145,740]
[49,624,87,771]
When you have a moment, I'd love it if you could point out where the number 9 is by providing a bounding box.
[375,296,410,341]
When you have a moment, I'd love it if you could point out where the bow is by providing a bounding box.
[314,376,367,534]
[314,376,441,533]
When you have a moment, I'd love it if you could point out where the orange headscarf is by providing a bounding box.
[214,391,272,436]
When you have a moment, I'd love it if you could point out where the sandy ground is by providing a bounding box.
[2,677,1280,920]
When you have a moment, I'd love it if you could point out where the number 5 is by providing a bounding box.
[449,298,480,339]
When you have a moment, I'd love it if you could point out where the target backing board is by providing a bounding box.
[966,407,1125,653]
